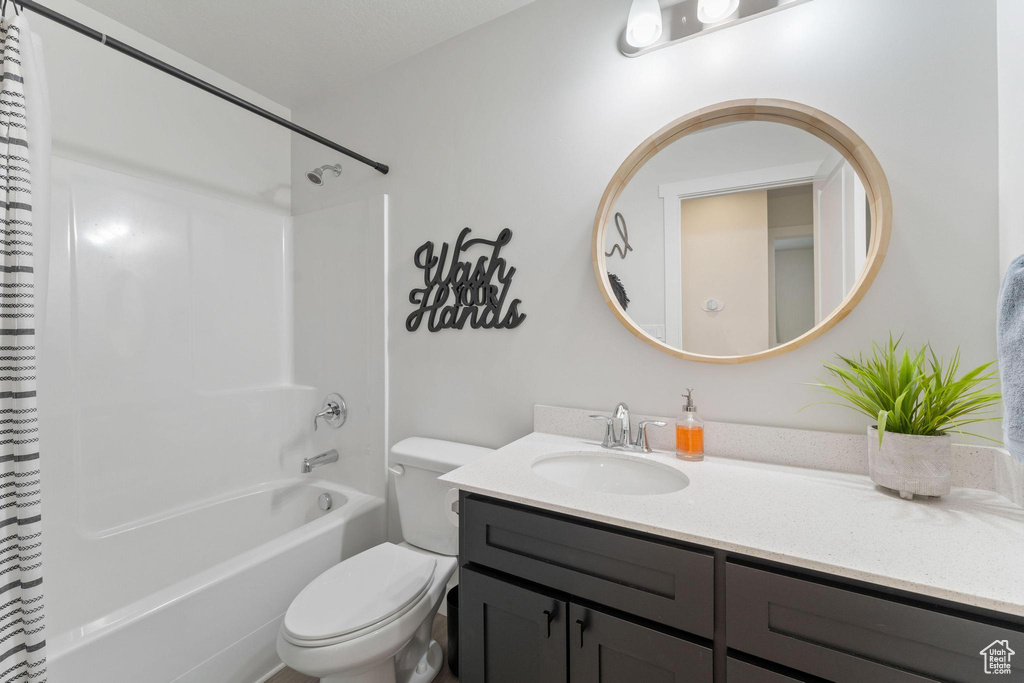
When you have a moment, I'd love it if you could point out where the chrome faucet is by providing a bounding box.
[314,394,347,432]
[613,402,631,447]
[302,449,339,474]
[590,403,666,453]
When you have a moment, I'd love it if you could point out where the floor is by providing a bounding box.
[268,614,457,683]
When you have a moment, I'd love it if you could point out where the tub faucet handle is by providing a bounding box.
[314,393,347,432]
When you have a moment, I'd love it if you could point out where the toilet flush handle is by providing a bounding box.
[444,488,461,527]
[388,464,405,476]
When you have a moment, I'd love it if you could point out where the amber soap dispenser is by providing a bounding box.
[675,389,704,461]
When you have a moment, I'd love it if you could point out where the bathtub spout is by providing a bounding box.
[302,449,339,474]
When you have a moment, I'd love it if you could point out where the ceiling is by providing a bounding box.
[74,0,540,108]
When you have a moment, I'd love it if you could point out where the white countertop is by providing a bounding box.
[441,432,1024,617]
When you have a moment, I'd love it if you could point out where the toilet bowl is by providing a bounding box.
[278,438,492,683]
[277,542,457,683]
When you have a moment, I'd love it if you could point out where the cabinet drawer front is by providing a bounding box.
[726,658,805,683]
[726,562,1024,683]
[571,604,713,683]
[462,495,714,637]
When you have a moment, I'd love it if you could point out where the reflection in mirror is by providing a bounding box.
[604,121,872,357]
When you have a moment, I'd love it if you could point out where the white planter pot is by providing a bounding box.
[866,427,952,500]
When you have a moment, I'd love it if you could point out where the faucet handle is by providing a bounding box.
[313,405,335,431]
[314,393,347,432]
[589,415,615,448]
[634,420,667,453]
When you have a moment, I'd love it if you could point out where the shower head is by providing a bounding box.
[306,164,343,186]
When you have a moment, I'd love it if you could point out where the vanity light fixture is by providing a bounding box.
[697,0,739,24]
[619,0,813,57]
[625,0,664,48]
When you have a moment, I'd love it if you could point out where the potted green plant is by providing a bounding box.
[812,336,1001,500]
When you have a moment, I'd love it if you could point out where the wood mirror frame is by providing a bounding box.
[592,99,892,364]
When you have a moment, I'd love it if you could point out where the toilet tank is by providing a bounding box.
[391,437,493,556]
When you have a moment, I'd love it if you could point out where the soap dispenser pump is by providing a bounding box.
[675,389,704,461]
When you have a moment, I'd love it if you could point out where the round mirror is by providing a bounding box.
[593,100,891,363]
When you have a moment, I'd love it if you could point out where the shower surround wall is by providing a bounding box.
[42,156,311,633]
[293,197,390,508]
[42,160,388,678]
[35,1,389,679]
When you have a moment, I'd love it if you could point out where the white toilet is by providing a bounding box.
[277,437,492,683]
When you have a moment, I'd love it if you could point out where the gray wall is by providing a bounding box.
[999,0,1024,272]
[291,0,1000,449]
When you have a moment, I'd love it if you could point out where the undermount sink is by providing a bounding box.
[531,451,689,495]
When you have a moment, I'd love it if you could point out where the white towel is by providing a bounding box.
[998,253,1024,464]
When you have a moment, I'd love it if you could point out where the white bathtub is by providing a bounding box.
[47,478,385,683]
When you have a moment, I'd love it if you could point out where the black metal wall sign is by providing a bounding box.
[406,227,527,332]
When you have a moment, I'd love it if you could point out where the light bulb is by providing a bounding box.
[626,0,663,48]
[697,0,739,24]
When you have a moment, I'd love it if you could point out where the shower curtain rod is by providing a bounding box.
[18,0,390,175]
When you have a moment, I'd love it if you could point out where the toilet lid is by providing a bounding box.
[283,543,436,643]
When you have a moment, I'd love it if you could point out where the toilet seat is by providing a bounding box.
[282,543,436,648]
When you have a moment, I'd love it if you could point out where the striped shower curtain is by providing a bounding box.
[0,13,46,683]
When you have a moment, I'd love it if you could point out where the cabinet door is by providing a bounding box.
[460,567,567,683]
[569,604,713,683]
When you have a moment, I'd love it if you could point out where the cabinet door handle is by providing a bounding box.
[542,609,554,638]
[576,618,586,648]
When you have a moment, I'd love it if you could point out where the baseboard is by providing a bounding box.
[254,663,286,683]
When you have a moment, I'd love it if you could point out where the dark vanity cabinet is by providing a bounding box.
[461,567,712,683]
[459,492,1024,683]
[459,493,714,682]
